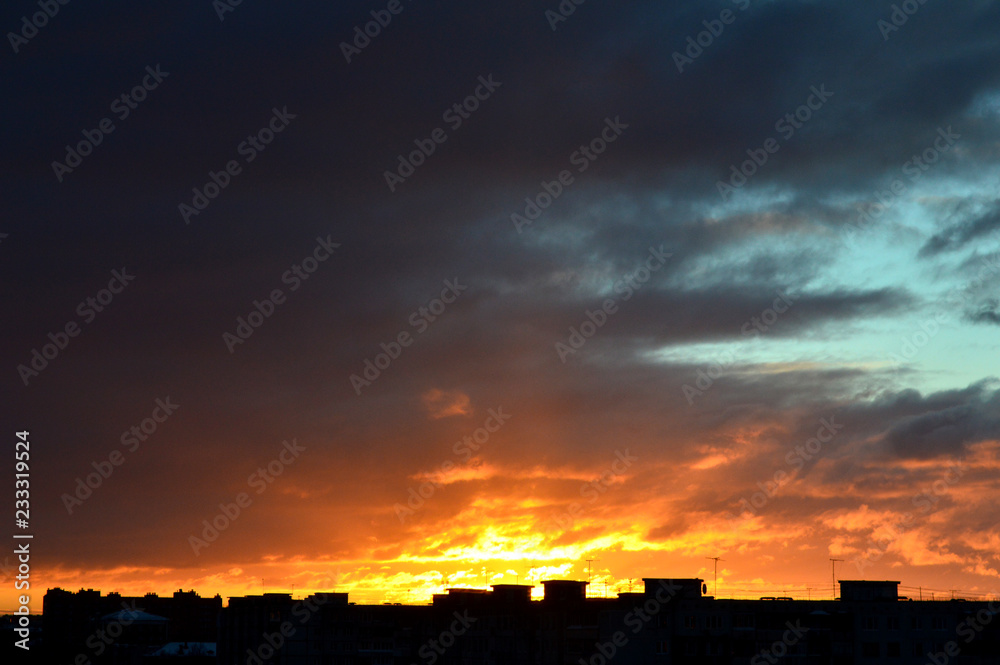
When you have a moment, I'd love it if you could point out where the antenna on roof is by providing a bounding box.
[585,559,600,596]
[829,559,843,599]
[706,557,724,598]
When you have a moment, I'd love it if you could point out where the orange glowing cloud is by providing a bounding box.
[422,388,473,419]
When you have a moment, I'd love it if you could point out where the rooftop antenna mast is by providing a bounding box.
[830,559,843,599]
[585,559,600,596]
[706,557,724,598]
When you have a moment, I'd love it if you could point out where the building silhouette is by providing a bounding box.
[39,587,222,664]
[217,579,1000,664]
[25,578,1000,664]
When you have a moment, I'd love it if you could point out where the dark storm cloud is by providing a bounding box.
[921,204,1000,256]
[969,306,1000,325]
[860,382,1000,460]
[4,0,1000,585]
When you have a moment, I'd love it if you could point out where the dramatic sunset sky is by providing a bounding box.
[3,1,1000,612]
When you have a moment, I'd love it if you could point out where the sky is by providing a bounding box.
[3,0,1000,611]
